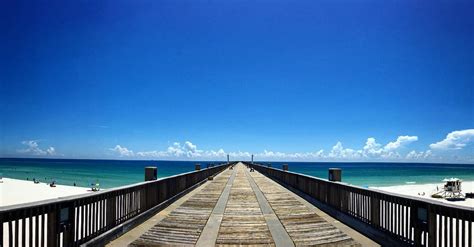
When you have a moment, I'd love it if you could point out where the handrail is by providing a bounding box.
[0,165,224,212]
[1,162,235,246]
[246,162,473,247]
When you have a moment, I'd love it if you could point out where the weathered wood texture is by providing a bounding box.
[216,166,274,246]
[0,163,233,247]
[130,169,233,246]
[130,163,362,247]
[250,171,360,247]
[247,162,474,247]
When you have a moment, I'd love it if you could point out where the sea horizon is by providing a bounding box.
[1,157,473,189]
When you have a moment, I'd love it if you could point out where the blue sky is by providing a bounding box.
[1,0,473,162]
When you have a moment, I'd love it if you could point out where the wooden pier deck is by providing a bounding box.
[110,163,377,247]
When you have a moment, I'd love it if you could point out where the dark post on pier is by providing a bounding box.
[328,168,341,182]
[282,163,288,171]
[195,163,201,171]
[144,166,157,181]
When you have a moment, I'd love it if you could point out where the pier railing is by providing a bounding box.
[247,162,473,247]
[0,162,233,247]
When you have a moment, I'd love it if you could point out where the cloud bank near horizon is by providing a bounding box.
[13,129,473,163]
[17,140,56,156]
[107,129,474,162]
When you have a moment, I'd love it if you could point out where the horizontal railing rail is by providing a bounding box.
[246,162,473,247]
[1,162,235,247]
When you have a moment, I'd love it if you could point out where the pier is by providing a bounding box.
[111,163,370,246]
[1,162,473,246]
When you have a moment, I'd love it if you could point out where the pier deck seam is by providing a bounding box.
[245,166,295,247]
[195,167,237,247]
[106,169,232,247]
[249,169,378,247]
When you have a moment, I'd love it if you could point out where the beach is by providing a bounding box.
[0,177,92,207]
[372,181,474,208]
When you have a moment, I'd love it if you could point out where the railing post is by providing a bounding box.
[371,196,380,227]
[328,168,342,182]
[47,207,59,247]
[145,167,157,181]
[412,204,427,247]
[0,212,3,245]
[427,205,437,247]
[61,202,75,247]
[106,195,116,230]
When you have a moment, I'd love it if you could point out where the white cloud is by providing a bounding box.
[110,145,134,157]
[109,136,418,161]
[167,142,185,157]
[429,129,474,150]
[328,142,363,159]
[383,136,418,151]
[46,147,56,155]
[204,148,227,158]
[229,151,251,158]
[118,141,226,159]
[406,150,432,160]
[18,140,56,156]
[362,138,383,157]
[103,132,471,162]
[350,136,418,160]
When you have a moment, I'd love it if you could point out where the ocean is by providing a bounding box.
[0,158,473,188]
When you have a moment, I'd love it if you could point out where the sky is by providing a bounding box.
[1,0,473,163]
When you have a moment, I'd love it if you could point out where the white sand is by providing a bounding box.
[0,177,92,207]
[371,181,474,208]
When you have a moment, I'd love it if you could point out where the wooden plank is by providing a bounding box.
[249,166,361,247]
[131,168,233,246]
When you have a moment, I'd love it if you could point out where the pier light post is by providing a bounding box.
[195,163,201,171]
[227,154,230,164]
[251,154,254,164]
[282,164,288,171]
[328,168,341,182]
[145,166,158,181]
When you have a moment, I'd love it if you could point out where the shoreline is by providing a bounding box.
[0,177,93,207]
[371,180,474,208]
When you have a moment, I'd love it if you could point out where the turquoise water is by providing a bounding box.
[268,162,474,187]
[1,158,473,188]
[0,158,221,188]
